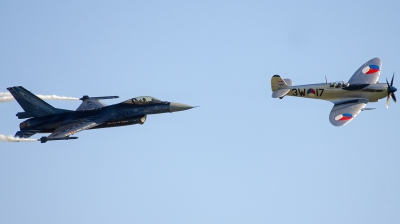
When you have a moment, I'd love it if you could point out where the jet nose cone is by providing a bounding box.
[169,102,194,112]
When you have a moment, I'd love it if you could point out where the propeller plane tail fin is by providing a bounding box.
[271,75,292,98]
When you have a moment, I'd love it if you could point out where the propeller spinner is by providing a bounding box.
[386,72,397,108]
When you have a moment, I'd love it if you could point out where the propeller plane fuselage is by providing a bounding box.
[285,82,388,103]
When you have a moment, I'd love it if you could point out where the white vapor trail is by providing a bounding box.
[0,95,14,102]
[0,134,37,142]
[35,95,79,100]
[0,92,79,103]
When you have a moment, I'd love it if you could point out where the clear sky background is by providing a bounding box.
[1,1,399,223]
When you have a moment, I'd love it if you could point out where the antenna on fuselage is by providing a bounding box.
[325,76,327,83]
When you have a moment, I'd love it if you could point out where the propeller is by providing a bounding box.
[386,72,397,108]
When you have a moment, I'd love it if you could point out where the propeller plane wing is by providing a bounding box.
[329,99,368,126]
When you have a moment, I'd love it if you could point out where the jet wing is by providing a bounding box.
[347,58,381,84]
[329,99,368,126]
[76,99,107,111]
[76,96,118,111]
[47,115,107,138]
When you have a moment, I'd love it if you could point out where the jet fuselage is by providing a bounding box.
[20,101,173,133]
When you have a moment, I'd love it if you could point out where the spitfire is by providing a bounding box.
[7,87,194,143]
[271,58,397,126]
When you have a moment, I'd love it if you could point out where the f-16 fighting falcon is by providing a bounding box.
[7,86,194,143]
[271,58,397,126]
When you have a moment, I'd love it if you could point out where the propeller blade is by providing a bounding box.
[385,72,396,108]
[391,72,395,86]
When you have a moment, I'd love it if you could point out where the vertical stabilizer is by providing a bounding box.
[7,86,69,119]
[271,75,292,98]
[271,75,292,91]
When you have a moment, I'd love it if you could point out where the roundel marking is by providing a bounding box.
[307,88,316,96]
[362,65,380,74]
[335,113,353,121]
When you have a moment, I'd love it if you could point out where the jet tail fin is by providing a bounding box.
[7,86,70,119]
[271,75,292,98]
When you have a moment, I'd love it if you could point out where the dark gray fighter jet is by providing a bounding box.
[7,86,194,143]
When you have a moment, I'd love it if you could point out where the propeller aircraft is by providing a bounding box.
[271,58,397,126]
[7,86,194,143]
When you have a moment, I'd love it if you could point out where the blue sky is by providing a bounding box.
[1,1,399,223]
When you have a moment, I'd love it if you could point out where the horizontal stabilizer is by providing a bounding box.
[284,78,292,86]
[361,108,376,111]
[79,95,119,100]
[272,89,290,98]
[15,130,39,138]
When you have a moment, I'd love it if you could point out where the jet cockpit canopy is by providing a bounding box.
[122,96,162,105]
